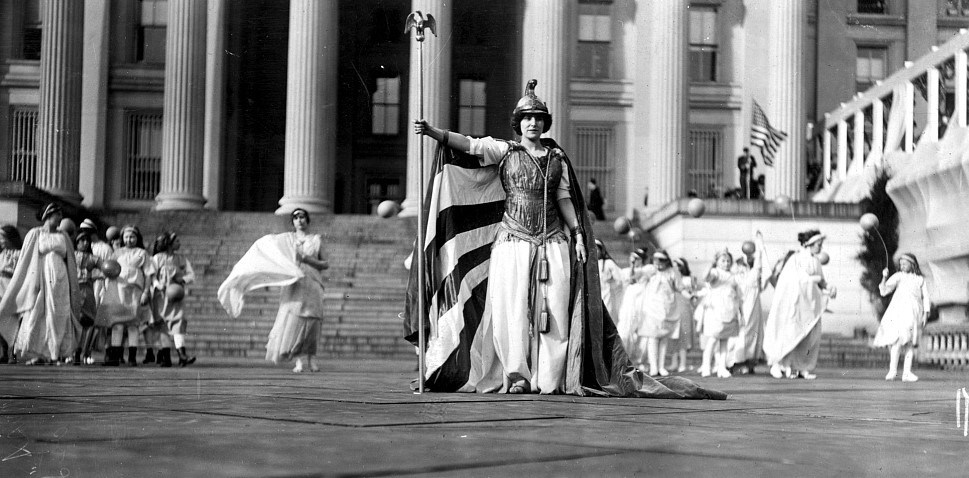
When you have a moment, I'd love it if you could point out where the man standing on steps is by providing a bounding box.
[737,147,756,199]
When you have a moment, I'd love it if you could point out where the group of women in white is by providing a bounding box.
[601,227,929,381]
[0,203,197,368]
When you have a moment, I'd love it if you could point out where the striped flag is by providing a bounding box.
[750,100,788,166]
[401,140,726,399]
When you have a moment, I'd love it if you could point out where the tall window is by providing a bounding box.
[458,80,487,137]
[22,0,42,60]
[9,107,39,185]
[689,6,718,83]
[857,0,887,14]
[945,0,969,16]
[137,0,168,64]
[124,112,163,200]
[576,7,612,79]
[574,124,616,210]
[856,46,887,92]
[372,77,401,136]
[688,130,722,197]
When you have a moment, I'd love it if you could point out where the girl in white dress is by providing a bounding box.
[872,253,930,382]
[668,258,697,373]
[637,250,682,377]
[617,248,650,370]
[694,250,742,378]
[595,239,624,320]
[96,225,155,366]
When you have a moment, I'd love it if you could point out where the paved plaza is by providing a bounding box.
[0,359,965,477]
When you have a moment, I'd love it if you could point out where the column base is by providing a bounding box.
[275,196,331,216]
[154,192,206,211]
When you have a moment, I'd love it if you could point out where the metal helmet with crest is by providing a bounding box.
[511,79,553,134]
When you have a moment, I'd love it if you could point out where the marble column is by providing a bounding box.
[79,0,111,209]
[764,0,806,200]
[203,0,226,210]
[400,1,452,217]
[36,0,84,203]
[276,0,338,215]
[521,0,572,143]
[156,0,207,210]
[634,0,688,214]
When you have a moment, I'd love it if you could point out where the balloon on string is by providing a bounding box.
[859,213,880,231]
[613,217,631,235]
[376,200,400,218]
[627,227,643,243]
[774,195,792,213]
[687,198,706,218]
[101,259,121,279]
[58,218,76,238]
[741,240,756,255]
[105,226,121,241]
[818,251,830,265]
[166,283,185,302]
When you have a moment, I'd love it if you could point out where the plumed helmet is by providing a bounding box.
[510,79,553,134]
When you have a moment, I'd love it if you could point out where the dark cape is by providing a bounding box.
[403,139,725,399]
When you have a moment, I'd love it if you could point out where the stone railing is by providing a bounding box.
[922,324,969,370]
[819,29,969,366]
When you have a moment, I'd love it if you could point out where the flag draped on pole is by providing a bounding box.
[401,140,726,399]
[750,100,788,166]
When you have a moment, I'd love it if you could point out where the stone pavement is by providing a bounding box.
[0,359,965,477]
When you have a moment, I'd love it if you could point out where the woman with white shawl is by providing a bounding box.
[219,208,329,373]
[0,203,81,365]
[763,229,837,380]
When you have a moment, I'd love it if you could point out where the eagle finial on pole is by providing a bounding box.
[404,11,437,42]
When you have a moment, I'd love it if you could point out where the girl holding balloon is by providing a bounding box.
[872,253,929,382]
[96,225,155,366]
[694,249,743,378]
[150,232,197,367]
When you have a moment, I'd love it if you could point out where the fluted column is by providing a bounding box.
[635,0,688,214]
[400,1,452,217]
[203,0,226,210]
[36,0,84,202]
[276,0,338,215]
[521,0,572,143]
[764,0,806,200]
[156,0,207,210]
[79,0,111,209]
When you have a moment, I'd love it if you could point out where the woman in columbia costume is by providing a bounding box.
[407,79,724,399]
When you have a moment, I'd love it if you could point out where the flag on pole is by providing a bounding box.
[750,100,788,166]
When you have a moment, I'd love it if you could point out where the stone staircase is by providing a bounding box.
[101,211,416,360]
[94,211,897,368]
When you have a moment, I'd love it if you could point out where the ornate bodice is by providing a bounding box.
[499,146,565,238]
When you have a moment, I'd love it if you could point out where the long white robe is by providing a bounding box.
[726,253,770,367]
[763,248,827,371]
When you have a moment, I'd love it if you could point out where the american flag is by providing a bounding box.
[750,100,788,166]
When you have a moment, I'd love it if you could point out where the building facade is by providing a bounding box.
[1,0,968,218]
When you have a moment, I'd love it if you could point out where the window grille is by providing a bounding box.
[688,130,722,197]
[9,107,39,185]
[123,112,163,200]
[458,80,487,137]
[857,0,887,14]
[372,77,401,136]
[574,125,616,211]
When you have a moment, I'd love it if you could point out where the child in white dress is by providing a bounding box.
[872,253,930,382]
[668,258,696,373]
[595,239,624,319]
[617,248,650,370]
[694,250,742,378]
[637,250,682,376]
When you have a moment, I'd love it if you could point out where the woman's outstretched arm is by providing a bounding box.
[413,119,471,153]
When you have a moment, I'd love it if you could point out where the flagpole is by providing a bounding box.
[406,11,436,395]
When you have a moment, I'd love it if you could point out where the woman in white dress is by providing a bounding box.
[726,232,770,375]
[0,203,81,365]
[872,253,929,382]
[266,209,329,373]
[763,230,837,380]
